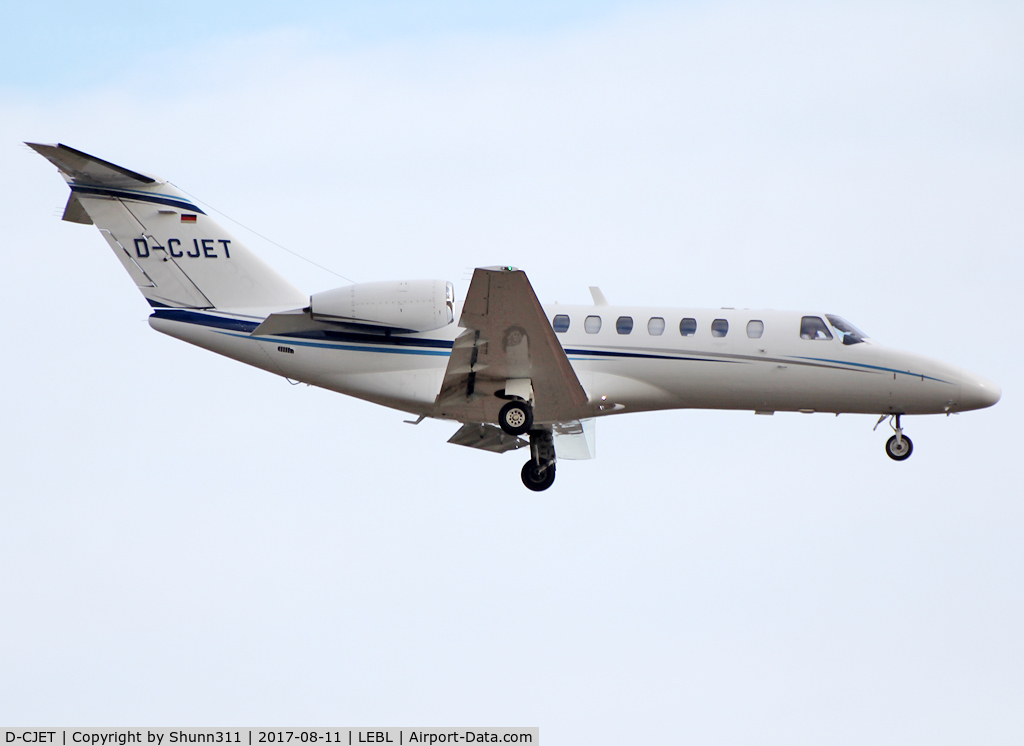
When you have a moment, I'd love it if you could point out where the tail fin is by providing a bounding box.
[29,143,307,311]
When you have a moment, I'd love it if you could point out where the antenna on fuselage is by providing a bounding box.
[589,286,609,306]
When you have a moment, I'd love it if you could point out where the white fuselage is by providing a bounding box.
[148,303,1000,423]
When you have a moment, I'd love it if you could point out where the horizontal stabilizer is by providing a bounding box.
[26,142,157,187]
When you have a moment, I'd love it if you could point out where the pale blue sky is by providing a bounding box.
[1,0,675,91]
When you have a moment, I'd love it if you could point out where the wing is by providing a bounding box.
[435,267,589,425]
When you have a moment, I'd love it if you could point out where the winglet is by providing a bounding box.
[589,286,609,306]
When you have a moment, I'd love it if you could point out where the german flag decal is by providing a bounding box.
[181,214,197,223]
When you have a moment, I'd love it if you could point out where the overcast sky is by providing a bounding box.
[1,1,1022,743]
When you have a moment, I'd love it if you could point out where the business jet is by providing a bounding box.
[29,143,1001,491]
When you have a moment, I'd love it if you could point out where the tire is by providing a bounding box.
[885,434,913,461]
[499,400,533,436]
[521,460,556,491]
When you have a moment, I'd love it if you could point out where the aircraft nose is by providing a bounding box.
[960,371,1001,411]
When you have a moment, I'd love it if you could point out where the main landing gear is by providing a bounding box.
[877,413,914,461]
[499,399,533,436]
[521,428,556,492]
[497,400,557,491]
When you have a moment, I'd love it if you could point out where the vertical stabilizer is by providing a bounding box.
[29,143,307,312]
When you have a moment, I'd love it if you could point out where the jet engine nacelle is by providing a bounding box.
[310,280,455,333]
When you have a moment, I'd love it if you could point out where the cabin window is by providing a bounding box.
[552,314,570,333]
[800,316,833,340]
[585,315,602,334]
[711,319,729,337]
[826,315,867,345]
[648,317,665,335]
[616,316,634,334]
[679,318,697,336]
[746,320,764,339]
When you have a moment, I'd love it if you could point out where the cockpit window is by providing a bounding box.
[800,316,833,340]
[826,315,868,345]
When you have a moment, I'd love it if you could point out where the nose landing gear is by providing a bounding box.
[877,413,914,461]
[521,428,556,491]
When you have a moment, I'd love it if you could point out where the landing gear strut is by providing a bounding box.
[883,414,914,461]
[521,429,556,491]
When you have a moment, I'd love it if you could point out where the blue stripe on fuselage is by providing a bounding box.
[151,309,453,356]
[565,348,739,363]
[152,308,258,332]
[788,355,953,384]
[156,310,931,374]
[217,330,453,356]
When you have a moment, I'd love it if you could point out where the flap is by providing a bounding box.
[448,423,527,453]
[553,418,596,460]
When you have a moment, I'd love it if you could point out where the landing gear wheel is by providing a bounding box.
[499,400,533,436]
[521,460,556,491]
[885,434,913,461]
